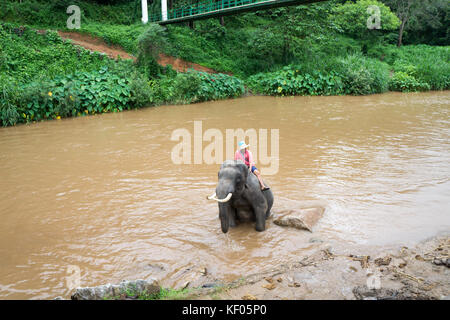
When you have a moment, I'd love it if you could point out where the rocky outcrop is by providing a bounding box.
[71,279,160,300]
[273,207,325,232]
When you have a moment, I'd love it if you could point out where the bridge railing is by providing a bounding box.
[148,0,272,23]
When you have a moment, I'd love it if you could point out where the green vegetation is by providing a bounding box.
[0,21,244,127]
[0,0,449,127]
[247,54,391,96]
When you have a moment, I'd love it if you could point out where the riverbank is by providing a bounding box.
[1,16,449,128]
[189,235,449,300]
[67,234,449,300]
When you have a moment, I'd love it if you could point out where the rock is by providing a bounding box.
[71,279,160,300]
[276,277,283,283]
[433,258,450,267]
[262,283,276,290]
[198,267,208,276]
[288,282,301,288]
[264,277,274,283]
[202,282,221,288]
[374,256,392,266]
[353,286,399,300]
[432,259,443,266]
[242,294,258,300]
[273,207,325,232]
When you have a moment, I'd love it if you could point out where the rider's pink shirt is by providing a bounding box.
[234,149,254,168]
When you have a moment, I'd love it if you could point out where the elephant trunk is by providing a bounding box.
[219,203,230,233]
[216,182,235,233]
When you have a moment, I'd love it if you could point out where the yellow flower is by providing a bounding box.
[84,110,88,114]
[283,81,287,85]
[56,116,61,120]
[277,86,283,93]
[69,95,74,101]
[48,92,52,97]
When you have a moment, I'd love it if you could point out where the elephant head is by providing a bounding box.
[207,160,248,233]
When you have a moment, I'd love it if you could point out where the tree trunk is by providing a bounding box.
[220,16,225,26]
[397,19,406,47]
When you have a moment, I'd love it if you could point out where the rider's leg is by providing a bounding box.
[253,169,268,190]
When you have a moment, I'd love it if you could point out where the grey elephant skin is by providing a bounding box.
[212,160,274,233]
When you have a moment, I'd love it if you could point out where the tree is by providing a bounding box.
[382,0,420,46]
[331,0,401,41]
[137,23,169,77]
[382,0,449,46]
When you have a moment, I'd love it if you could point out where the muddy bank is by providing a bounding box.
[184,235,450,300]
[66,235,449,300]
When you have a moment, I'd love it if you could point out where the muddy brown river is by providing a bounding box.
[1,92,449,299]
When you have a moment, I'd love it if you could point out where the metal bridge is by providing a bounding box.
[141,0,325,25]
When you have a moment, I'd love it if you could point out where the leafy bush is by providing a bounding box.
[0,82,20,127]
[0,0,139,27]
[0,67,143,126]
[196,72,246,102]
[247,66,345,96]
[369,44,450,90]
[336,54,390,95]
[389,72,431,92]
[150,71,245,105]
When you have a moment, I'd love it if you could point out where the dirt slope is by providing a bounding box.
[57,31,218,73]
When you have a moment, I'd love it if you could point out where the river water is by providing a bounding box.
[0,92,449,299]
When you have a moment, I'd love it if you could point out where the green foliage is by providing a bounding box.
[1,0,449,128]
[336,54,390,95]
[369,44,450,90]
[151,71,245,104]
[78,23,146,54]
[137,24,169,78]
[389,72,431,92]
[0,82,20,127]
[247,55,390,96]
[11,67,132,125]
[247,66,345,96]
[331,0,401,37]
[128,72,155,107]
[0,0,139,27]
[0,23,115,84]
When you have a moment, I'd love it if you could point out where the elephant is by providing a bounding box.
[207,160,274,233]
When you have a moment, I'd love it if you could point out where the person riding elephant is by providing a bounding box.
[207,159,274,233]
[234,140,270,191]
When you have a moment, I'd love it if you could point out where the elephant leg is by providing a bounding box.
[229,207,237,228]
[253,204,268,232]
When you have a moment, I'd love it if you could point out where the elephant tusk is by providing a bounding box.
[207,192,217,200]
[206,192,232,202]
